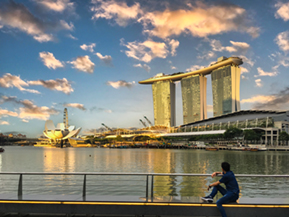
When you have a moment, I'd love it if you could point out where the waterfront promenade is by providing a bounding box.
[0,172,288,216]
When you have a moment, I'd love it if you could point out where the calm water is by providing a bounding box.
[0,146,289,198]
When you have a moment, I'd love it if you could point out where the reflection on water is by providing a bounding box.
[0,147,289,198]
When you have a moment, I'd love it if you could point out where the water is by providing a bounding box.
[0,146,289,198]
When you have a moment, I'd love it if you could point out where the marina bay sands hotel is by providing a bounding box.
[139,56,242,127]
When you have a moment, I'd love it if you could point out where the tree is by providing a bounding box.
[224,127,243,140]
[279,131,289,146]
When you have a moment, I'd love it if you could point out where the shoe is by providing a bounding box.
[201,195,213,202]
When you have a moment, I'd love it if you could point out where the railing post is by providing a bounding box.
[145,175,149,202]
[18,174,22,199]
[83,174,86,198]
[150,175,154,202]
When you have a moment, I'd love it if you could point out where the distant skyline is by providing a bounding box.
[1,0,289,137]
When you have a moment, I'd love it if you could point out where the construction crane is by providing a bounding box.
[139,119,147,128]
[144,116,153,127]
[101,123,112,131]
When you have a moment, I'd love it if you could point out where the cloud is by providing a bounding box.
[121,38,169,62]
[133,63,151,72]
[64,103,86,111]
[241,87,289,110]
[91,0,142,26]
[34,0,75,13]
[239,55,255,67]
[106,80,135,89]
[67,33,78,40]
[168,39,179,56]
[0,108,18,117]
[0,120,9,125]
[275,2,289,21]
[28,78,73,94]
[69,56,95,73]
[139,2,259,39]
[186,65,206,72]
[255,67,278,77]
[240,67,249,74]
[90,106,112,113]
[0,95,58,120]
[80,43,96,53]
[209,39,250,53]
[255,79,262,87]
[0,1,73,42]
[270,52,289,69]
[95,52,113,65]
[241,75,248,80]
[171,66,176,70]
[275,31,289,51]
[18,100,58,120]
[197,51,216,60]
[39,51,64,69]
[0,73,40,94]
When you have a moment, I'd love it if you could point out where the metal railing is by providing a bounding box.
[0,172,289,202]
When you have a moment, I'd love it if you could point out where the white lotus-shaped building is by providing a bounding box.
[43,108,81,142]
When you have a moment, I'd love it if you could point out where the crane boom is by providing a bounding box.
[101,123,112,131]
[144,116,153,126]
[139,119,147,127]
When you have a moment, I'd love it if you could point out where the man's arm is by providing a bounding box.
[207,181,220,191]
[211,172,222,178]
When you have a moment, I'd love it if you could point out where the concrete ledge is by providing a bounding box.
[0,199,289,217]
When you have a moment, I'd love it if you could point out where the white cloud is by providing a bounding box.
[240,67,249,74]
[80,43,96,53]
[95,52,113,65]
[209,39,250,53]
[0,73,40,94]
[275,31,289,51]
[133,63,151,72]
[18,100,58,120]
[255,67,278,77]
[171,66,177,70]
[0,109,18,117]
[139,2,259,39]
[39,51,64,69]
[0,120,9,125]
[64,103,86,111]
[241,95,276,104]
[69,56,95,73]
[186,65,206,71]
[197,51,215,60]
[91,0,142,26]
[107,80,135,89]
[239,55,255,67]
[255,79,262,87]
[0,1,73,42]
[67,34,78,40]
[241,75,248,80]
[28,78,73,94]
[168,39,179,56]
[121,38,168,62]
[0,96,58,121]
[275,2,289,21]
[34,0,75,13]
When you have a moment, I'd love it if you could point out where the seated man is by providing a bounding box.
[201,162,239,217]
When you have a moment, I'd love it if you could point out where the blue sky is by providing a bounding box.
[1,0,289,137]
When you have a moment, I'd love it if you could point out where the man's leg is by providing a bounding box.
[216,192,239,217]
[210,185,227,198]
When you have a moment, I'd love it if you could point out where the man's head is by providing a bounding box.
[221,162,230,172]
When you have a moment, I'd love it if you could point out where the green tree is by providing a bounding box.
[279,131,289,146]
[224,127,243,140]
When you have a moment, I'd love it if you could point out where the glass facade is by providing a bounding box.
[152,81,175,126]
[211,65,240,117]
[181,75,207,124]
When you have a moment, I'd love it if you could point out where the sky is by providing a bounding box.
[1,0,289,137]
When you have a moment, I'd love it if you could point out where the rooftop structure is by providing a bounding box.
[139,56,243,126]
